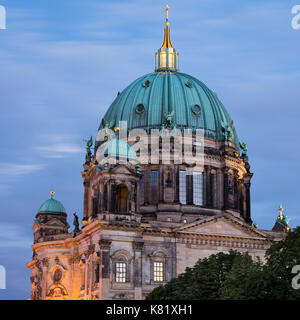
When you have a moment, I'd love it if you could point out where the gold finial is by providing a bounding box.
[155,5,178,72]
[50,190,55,199]
[161,5,173,48]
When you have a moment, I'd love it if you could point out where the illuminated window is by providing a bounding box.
[193,172,203,205]
[154,262,164,282]
[115,262,127,283]
[179,170,186,204]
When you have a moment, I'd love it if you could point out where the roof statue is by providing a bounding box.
[239,141,248,161]
[73,212,80,234]
[84,136,93,162]
[163,110,175,129]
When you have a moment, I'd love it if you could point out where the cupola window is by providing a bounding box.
[192,104,201,116]
[143,80,150,88]
[185,80,193,88]
[135,104,145,114]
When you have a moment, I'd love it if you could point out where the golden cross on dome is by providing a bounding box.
[165,5,170,18]
[165,5,170,25]
[50,190,55,199]
[278,204,284,219]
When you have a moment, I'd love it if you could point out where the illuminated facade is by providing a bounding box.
[27,7,289,300]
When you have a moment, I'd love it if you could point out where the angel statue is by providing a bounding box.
[221,121,232,141]
[163,111,175,129]
[85,136,93,157]
[239,141,248,161]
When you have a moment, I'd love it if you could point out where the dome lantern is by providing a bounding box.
[155,5,179,72]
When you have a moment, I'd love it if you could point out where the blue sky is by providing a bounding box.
[0,0,299,299]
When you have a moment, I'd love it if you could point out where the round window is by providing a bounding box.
[191,104,201,116]
[185,80,193,88]
[135,104,145,114]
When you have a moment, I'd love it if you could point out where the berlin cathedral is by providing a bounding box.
[27,7,290,300]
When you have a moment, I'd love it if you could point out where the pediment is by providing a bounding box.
[176,214,269,239]
[46,218,66,227]
[111,165,135,175]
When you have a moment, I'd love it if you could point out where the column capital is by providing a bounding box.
[132,241,144,251]
[99,239,112,250]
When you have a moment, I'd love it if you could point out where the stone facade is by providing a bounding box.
[27,211,285,300]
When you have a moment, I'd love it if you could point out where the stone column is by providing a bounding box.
[187,170,193,205]
[243,172,253,224]
[136,182,140,213]
[98,183,103,213]
[205,166,212,207]
[70,251,81,300]
[159,165,164,202]
[99,239,111,300]
[174,165,179,203]
[107,181,111,212]
[83,180,90,219]
[132,241,144,300]
[217,168,224,209]
[84,258,88,298]
[41,258,48,300]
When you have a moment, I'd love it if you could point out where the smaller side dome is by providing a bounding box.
[102,139,138,162]
[38,194,66,215]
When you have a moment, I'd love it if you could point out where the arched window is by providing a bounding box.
[111,250,133,284]
[154,262,164,282]
[149,250,169,284]
[116,184,129,213]
[193,172,203,205]
[115,262,127,283]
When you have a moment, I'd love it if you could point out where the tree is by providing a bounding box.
[220,253,265,300]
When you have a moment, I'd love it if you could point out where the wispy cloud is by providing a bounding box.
[0,163,44,176]
[34,134,83,158]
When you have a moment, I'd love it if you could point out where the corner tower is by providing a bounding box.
[33,191,69,244]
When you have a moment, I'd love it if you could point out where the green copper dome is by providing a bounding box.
[38,198,66,215]
[99,72,239,148]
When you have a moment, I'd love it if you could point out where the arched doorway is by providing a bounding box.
[116,185,129,213]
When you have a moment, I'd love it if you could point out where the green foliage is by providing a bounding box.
[146,227,300,300]
[264,226,300,300]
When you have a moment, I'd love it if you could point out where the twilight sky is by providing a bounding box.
[0,0,299,299]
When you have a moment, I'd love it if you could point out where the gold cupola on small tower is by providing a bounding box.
[155,5,179,72]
